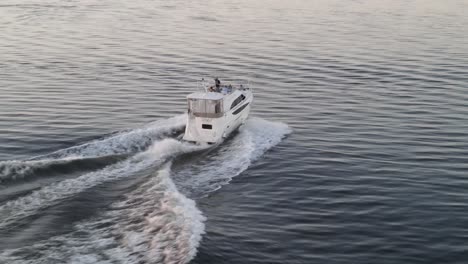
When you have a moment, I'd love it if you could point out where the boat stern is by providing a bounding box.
[182,115,225,144]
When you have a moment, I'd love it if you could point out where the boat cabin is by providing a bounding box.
[187,92,224,118]
[183,80,253,144]
[187,82,250,118]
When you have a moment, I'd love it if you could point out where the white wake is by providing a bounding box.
[0,165,206,264]
[0,116,291,264]
[174,117,292,196]
[0,115,186,183]
[0,138,206,230]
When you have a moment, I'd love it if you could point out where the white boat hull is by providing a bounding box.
[183,90,252,144]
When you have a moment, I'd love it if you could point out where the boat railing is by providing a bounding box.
[221,79,251,90]
[197,78,252,93]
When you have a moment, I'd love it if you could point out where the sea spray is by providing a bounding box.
[0,116,291,264]
[0,115,186,183]
[0,138,206,230]
[175,117,292,196]
[0,164,205,264]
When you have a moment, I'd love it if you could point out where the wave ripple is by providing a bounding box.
[0,116,290,263]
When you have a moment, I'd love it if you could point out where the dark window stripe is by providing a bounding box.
[232,103,249,115]
[230,94,246,110]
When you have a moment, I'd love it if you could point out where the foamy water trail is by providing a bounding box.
[0,138,205,230]
[110,164,206,263]
[0,115,186,183]
[175,117,292,195]
[0,158,71,182]
[0,117,290,263]
[0,165,206,264]
[38,115,187,160]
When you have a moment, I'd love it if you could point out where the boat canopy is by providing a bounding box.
[187,92,224,118]
[187,92,224,100]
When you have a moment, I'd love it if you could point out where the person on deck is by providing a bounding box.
[215,78,221,92]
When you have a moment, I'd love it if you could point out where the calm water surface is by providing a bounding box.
[1,0,468,263]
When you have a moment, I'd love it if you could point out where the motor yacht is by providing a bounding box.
[182,78,253,144]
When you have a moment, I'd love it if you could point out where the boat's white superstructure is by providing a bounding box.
[183,79,253,144]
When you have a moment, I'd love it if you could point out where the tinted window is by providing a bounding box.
[230,95,246,110]
[233,103,249,115]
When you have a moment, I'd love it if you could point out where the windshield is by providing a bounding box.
[188,99,223,118]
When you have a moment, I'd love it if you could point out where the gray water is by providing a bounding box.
[1,0,468,263]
